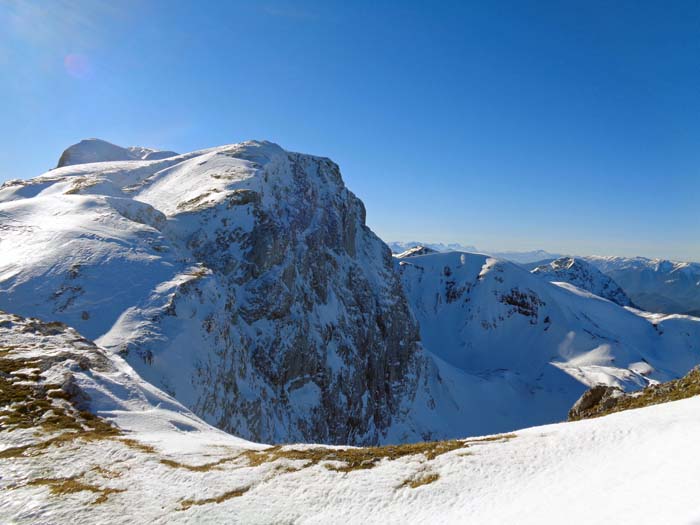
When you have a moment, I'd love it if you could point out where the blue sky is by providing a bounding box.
[1,1,699,260]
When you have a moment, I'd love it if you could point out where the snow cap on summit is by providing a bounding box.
[57,138,178,168]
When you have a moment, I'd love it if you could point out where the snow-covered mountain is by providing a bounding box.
[395,251,700,434]
[387,241,478,254]
[2,138,700,446]
[56,138,178,167]
[584,256,700,316]
[395,245,439,258]
[386,240,562,264]
[0,139,424,445]
[3,310,700,524]
[530,256,634,307]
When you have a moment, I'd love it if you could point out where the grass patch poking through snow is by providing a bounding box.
[27,475,125,505]
[179,486,251,510]
[161,434,517,478]
[400,472,440,489]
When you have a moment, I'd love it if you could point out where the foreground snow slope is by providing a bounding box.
[2,312,700,525]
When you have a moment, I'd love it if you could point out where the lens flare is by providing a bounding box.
[64,53,90,78]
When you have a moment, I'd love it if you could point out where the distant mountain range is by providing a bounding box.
[584,256,700,317]
[386,240,562,264]
[389,240,700,317]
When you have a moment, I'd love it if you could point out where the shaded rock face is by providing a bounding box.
[159,147,424,444]
[568,385,622,421]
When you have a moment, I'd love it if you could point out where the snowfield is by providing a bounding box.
[2,311,700,525]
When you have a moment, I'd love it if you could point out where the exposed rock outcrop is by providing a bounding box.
[568,385,623,420]
[569,367,700,421]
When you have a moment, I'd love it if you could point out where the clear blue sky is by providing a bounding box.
[2,1,699,260]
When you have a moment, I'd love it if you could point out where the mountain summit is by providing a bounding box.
[56,138,178,167]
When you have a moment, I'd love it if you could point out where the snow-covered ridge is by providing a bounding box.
[387,241,562,264]
[395,245,438,258]
[395,250,700,435]
[387,241,479,254]
[531,256,634,307]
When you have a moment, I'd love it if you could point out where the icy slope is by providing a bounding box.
[2,312,700,525]
[0,139,423,445]
[531,256,634,307]
[585,255,700,316]
[396,251,700,434]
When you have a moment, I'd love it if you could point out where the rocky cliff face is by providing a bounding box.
[0,139,423,445]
